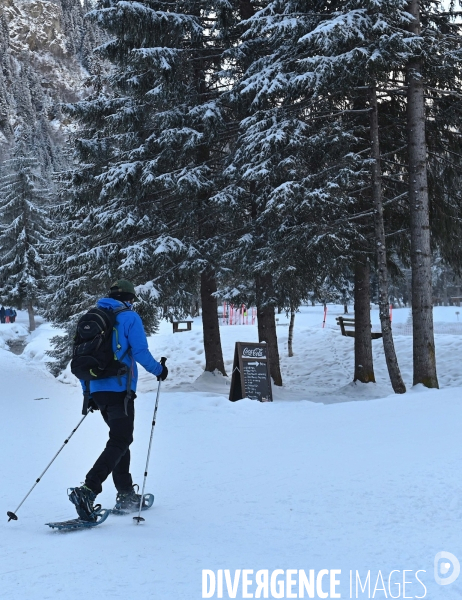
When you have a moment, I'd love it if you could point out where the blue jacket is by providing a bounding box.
[81,298,163,394]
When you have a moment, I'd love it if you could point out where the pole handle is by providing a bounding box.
[156,357,167,381]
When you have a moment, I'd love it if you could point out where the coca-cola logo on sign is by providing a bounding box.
[242,347,265,358]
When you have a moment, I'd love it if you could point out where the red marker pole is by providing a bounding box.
[322,305,328,328]
[389,303,393,323]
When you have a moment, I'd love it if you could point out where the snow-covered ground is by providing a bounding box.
[1,305,462,599]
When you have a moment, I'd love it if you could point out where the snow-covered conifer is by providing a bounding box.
[225,0,462,389]
[50,0,245,375]
[0,148,52,331]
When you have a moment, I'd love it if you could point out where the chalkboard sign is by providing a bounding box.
[229,342,273,402]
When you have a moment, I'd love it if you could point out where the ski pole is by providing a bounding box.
[134,357,167,524]
[7,410,93,522]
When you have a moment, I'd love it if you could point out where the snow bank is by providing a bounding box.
[1,305,462,600]
[22,322,63,365]
[0,322,28,349]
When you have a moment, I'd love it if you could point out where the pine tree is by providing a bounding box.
[301,0,462,388]
[403,1,462,387]
[369,85,406,392]
[279,0,411,390]
[227,0,462,389]
[0,149,52,331]
[59,0,105,72]
[0,13,12,149]
[221,1,378,384]
[49,0,244,375]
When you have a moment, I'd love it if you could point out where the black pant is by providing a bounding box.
[85,391,136,495]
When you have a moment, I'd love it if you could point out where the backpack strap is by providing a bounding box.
[116,345,132,416]
[112,304,133,416]
[123,366,133,416]
[82,381,91,416]
[111,304,131,355]
[113,304,131,316]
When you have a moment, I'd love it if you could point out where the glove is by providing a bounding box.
[157,364,168,381]
[88,398,99,411]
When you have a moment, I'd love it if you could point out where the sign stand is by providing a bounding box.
[229,342,273,402]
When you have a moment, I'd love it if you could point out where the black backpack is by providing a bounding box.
[70,306,129,383]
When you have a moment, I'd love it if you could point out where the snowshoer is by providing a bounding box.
[69,280,168,521]
[0,306,5,324]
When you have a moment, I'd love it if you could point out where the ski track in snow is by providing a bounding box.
[1,305,462,599]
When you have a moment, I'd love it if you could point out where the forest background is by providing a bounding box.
[1,0,462,395]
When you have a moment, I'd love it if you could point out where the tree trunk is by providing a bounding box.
[239,0,280,381]
[342,289,348,314]
[189,2,226,377]
[406,0,438,388]
[288,309,295,357]
[354,260,375,383]
[28,302,35,332]
[191,299,200,318]
[442,269,448,306]
[256,274,282,386]
[369,86,406,394]
[200,269,226,375]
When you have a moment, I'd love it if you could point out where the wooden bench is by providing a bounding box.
[336,317,383,340]
[172,320,193,333]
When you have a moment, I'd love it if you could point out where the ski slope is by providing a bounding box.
[1,305,462,599]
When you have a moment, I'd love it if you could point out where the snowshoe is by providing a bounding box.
[46,509,110,530]
[112,485,154,515]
